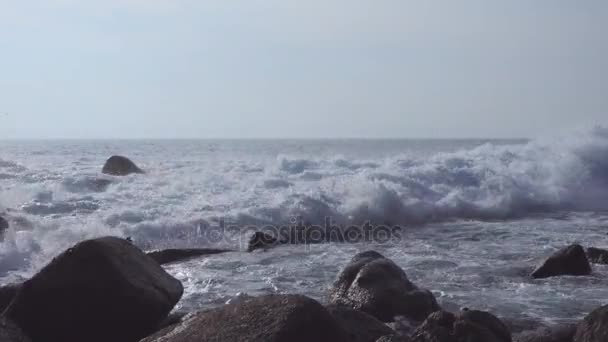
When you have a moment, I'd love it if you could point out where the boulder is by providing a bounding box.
[586,247,608,265]
[329,251,439,322]
[0,317,31,342]
[326,304,395,342]
[515,324,576,342]
[146,248,231,265]
[247,231,279,252]
[101,155,144,176]
[141,294,349,342]
[531,244,592,279]
[0,283,20,313]
[573,305,608,342]
[5,236,183,342]
[410,309,512,342]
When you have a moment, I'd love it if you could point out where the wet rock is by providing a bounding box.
[101,155,144,176]
[573,304,608,342]
[5,236,183,342]
[0,216,8,241]
[326,304,395,342]
[0,283,21,313]
[146,248,231,265]
[515,324,576,342]
[586,247,608,265]
[329,251,440,322]
[141,294,350,342]
[410,309,512,342]
[247,231,279,252]
[376,336,412,342]
[531,244,592,279]
[0,317,31,342]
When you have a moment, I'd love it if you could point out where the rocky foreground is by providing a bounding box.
[0,236,607,342]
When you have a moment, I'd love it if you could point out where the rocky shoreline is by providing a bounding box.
[0,234,607,342]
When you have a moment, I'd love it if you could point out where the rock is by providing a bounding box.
[0,216,8,241]
[410,309,512,342]
[146,248,231,265]
[531,244,592,279]
[515,324,576,342]
[0,317,31,342]
[101,155,144,176]
[141,294,349,342]
[329,251,439,322]
[5,236,183,342]
[326,304,395,342]
[586,247,608,265]
[573,304,608,342]
[247,231,279,252]
[376,336,412,342]
[0,283,20,313]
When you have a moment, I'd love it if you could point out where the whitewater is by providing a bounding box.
[1,126,608,327]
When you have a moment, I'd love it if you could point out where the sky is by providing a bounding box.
[0,1,607,139]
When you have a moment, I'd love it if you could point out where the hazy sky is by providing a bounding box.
[1,1,606,139]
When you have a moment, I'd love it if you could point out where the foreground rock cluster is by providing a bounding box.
[1,237,608,341]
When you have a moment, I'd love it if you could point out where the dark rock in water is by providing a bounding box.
[376,336,412,342]
[101,155,144,176]
[247,231,279,252]
[5,236,183,342]
[515,324,576,342]
[329,250,440,323]
[326,304,395,342]
[410,309,512,342]
[0,216,8,241]
[146,248,231,265]
[0,283,21,313]
[531,244,592,279]
[0,317,31,342]
[586,247,608,265]
[141,294,350,342]
[573,305,608,342]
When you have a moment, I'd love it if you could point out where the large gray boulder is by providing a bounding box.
[329,251,439,322]
[326,304,395,342]
[531,244,592,279]
[410,309,512,342]
[101,155,144,176]
[573,305,608,342]
[141,294,350,342]
[5,237,183,342]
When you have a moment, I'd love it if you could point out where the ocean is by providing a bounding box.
[1,126,608,327]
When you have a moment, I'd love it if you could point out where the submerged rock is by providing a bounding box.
[586,247,608,265]
[531,244,592,279]
[5,236,183,342]
[101,155,144,176]
[146,248,231,265]
[326,305,395,342]
[573,305,608,342]
[0,283,20,313]
[0,215,8,241]
[329,251,439,323]
[410,309,511,342]
[515,324,576,342]
[0,317,31,342]
[247,232,279,252]
[141,294,350,342]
